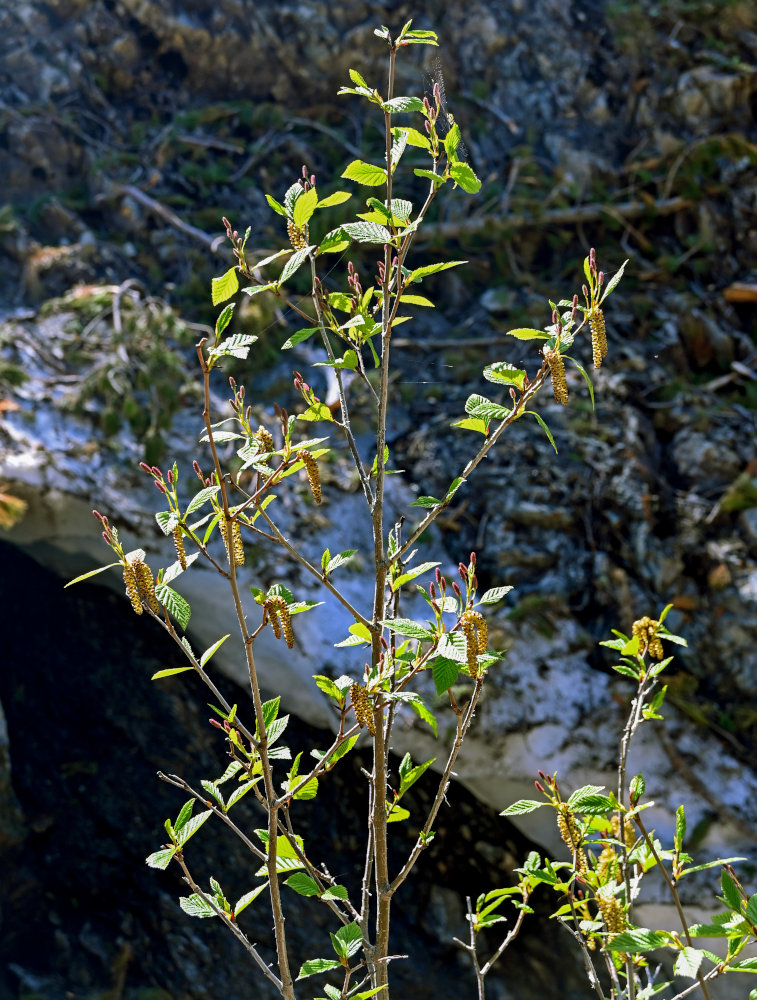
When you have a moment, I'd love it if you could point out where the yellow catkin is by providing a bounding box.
[590,308,608,369]
[460,610,487,676]
[254,426,274,454]
[287,219,309,251]
[547,348,569,405]
[173,526,187,570]
[265,599,282,640]
[297,450,322,505]
[611,814,636,852]
[267,596,293,648]
[132,558,160,614]
[220,517,244,567]
[123,562,143,615]
[596,889,627,938]
[350,682,375,736]
[231,519,245,566]
[557,803,588,873]
[632,616,663,659]
[596,844,618,884]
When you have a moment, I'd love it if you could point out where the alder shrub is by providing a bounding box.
[69,20,757,1000]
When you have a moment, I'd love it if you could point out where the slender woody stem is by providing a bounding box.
[196,340,296,1000]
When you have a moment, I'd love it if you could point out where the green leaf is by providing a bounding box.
[326,549,358,574]
[200,779,224,807]
[406,260,466,284]
[483,362,527,390]
[155,584,191,630]
[399,126,432,150]
[176,808,212,845]
[211,267,239,306]
[348,67,368,87]
[281,326,319,350]
[293,187,318,229]
[65,562,121,587]
[383,95,425,113]
[569,793,614,815]
[722,869,742,911]
[179,893,217,918]
[330,921,363,960]
[297,958,341,980]
[215,302,235,339]
[500,800,546,816]
[185,485,220,516]
[341,160,388,186]
[431,656,459,695]
[299,402,334,422]
[674,947,705,979]
[381,618,434,640]
[386,804,411,823]
[200,634,231,668]
[234,882,268,916]
[391,561,441,593]
[450,161,481,193]
[567,785,606,808]
[341,221,392,244]
[413,167,446,187]
[746,892,757,926]
[241,281,277,298]
[226,780,257,811]
[146,847,176,870]
[675,804,686,852]
[316,190,351,209]
[285,873,321,896]
[318,227,351,254]
[453,416,489,435]
[151,666,194,680]
[525,410,558,454]
[399,294,434,307]
[605,929,671,953]
[730,957,757,972]
[505,327,549,340]
[399,756,436,796]
[208,333,258,360]
[410,495,440,509]
[465,394,509,420]
[261,696,280,730]
[278,246,311,285]
[600,259,629,302]
[265,194,287,217]
[566,355,595,409]
[479,586,513,605]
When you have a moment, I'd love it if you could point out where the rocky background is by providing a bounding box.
[1,1,756,999]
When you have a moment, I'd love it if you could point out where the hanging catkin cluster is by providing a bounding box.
[297,449,322,504]
[546,347,569,405]
[557,803,588,874]
[124,556,160,615]
[350,682,375,736]
[460,609,487,676]
[220,516,245,567]
[254,426,274,454]
[596,843,619,884]
[611,814,636,852]
[287,219,309,251]
[591,308,608,369]
[632,616,663,659]
[173,526,187,570]
[266,595,294,648]
[595,887,628,938]
[123,561,142,615]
